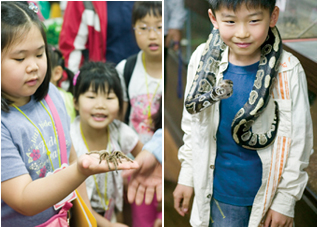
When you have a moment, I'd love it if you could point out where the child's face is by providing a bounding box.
[75,85,119,130]
[134,14,162,58]
[1,25,47,106]
[209,5,279,65]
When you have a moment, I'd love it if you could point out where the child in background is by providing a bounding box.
[116,1,162,145]
[47,44,76,122]
[1,2,138,226]
[173,0,313,227]
[116,2,162,227]
[70,61,143,227]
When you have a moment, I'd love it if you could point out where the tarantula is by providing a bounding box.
[87,150,133,173]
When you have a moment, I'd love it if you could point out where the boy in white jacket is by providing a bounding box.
[173,0,313,227]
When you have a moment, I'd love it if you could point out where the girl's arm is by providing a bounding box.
[1,145,138,216]
[130,140,143,158]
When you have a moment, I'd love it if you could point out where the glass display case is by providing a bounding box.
[276,0,317,39]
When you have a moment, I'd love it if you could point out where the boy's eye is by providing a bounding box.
[139,26,147,30]
[226,21,235,24]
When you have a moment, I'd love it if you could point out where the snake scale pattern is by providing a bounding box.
[185,27,282,150]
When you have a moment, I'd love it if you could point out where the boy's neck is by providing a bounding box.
[143,52,162,79]
[228,47,262,66]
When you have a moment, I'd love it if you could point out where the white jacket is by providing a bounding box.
[178,44,313,227]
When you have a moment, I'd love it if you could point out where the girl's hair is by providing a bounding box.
[1,1,51,112]
[132,1,162,26]
[208,0,276,16]
[47,45,74,93]
[73,61,124,115]
[152,97,162,131]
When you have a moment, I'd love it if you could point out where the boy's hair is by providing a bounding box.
[208,0,276,16]
[132,1,162,26]
[47,45,74,93]
[1,1,51,112]
[73,62,124,115]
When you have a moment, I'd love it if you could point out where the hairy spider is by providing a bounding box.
[87,150,133,173]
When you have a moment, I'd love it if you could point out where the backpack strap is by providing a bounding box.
[44,94,68,165]
[123,54,137,124]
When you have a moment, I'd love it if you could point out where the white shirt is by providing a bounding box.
[178,44,313,227]
[70,117,139,212]
[116,51,162,144]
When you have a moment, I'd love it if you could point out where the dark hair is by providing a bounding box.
[132,1,162,26]
[152,97,162,131]
[1,1,51,112]
[208,0,276,16]
[47,45,74,93]
[73,61,124,115]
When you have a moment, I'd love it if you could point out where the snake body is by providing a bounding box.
[185,27,282,150]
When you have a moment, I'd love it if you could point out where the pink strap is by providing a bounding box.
[44,94,68,165]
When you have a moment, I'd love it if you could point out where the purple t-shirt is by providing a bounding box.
[1,83,72,226]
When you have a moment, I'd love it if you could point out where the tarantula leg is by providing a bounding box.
[98,153,105,164]
[112,156,119,173]
[86,151,101,155]
[105,158,112,170]
[114,151,134,163]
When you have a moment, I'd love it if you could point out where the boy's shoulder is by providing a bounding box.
[189,42,208,65]
[278,49,301,71]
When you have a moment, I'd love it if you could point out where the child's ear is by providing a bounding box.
[208,9,219,29]
[51,66,63,85]
[269,6,280,27]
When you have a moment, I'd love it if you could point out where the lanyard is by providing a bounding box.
[80,123,110,210]
[142,52,162,126]
[12,101,62,170]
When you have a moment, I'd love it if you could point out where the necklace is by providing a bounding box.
[80,123,110,210]
[12,101,61,170]
[142,52,162,126]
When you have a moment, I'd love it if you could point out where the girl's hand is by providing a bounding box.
[77,153,139,177]
[263,209,293,227]
[173,184,194,216]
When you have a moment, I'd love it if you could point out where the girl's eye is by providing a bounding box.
[85,95,95,99]
[107,94,117,100]
[14,58,24,62]
[37,54,43,58]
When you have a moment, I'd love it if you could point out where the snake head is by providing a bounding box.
[214,79,233,100]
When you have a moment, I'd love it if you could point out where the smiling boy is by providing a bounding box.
[173,1,313,227]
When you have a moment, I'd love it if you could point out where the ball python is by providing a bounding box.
[185,26,282,150]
